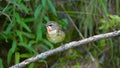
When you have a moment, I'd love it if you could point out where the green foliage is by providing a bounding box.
[59,49,81,63]
[15,52,20,64]
[74,63,81,68]
[99,15,120,31]
[41,39,54,49]
[0,0,120,68]
[59,19,68,30]
[0,58,4,68]
[15,13,31,32]
[39,60,48,68]
[47,0,57,16]
[34,4,42,19]
[20,53,33,59]
[7,48,13,64]
[0,0,57,67]
[11,40,17,53]
[29,63,35,68]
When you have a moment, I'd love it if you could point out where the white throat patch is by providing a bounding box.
[48,30,57,35]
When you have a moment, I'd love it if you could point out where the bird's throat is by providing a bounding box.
[47,26,57,35]
[48,29,57,35]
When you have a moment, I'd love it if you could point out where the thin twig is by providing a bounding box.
[0,0,22,23]
[2,1,10,12]
[0,11,12,23]
[10,30,120,68]
[6,0,23,12]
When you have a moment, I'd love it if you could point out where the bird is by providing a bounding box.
[46,21,65,44]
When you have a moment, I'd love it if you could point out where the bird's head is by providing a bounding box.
[46,21,60,34]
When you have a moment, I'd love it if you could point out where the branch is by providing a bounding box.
[10,30,120,68]
[0,11,12,23]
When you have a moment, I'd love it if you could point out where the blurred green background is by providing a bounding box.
[0,0,120,68]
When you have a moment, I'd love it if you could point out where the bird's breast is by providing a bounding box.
[47,31,65,43]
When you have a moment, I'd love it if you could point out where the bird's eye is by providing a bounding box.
[48,24,53,27]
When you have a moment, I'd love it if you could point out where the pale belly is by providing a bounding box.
[47,31,65,43]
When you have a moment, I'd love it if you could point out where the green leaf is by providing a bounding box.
[10,0,21,3]
[23,17,35,23]
[18,42,38,54]
[59,19,68,30]
[0,32,7,40]
[38,44,49,51]
[21,21,31,32]
[109,15,120,23]
[15,52,20,64]
[34,4,42,18]
[20,53,33,58]
[11,40,17,53]
[0,58,3,68]
[15,13,31,32]
[7,48,13,64]
[43,15,50,22]
[23,0,30,2]
[0,6,3,10]
[42,0,47,8]
[5,23,14,34]
[18,42,32,53]
[99,40,105,46]
[98,39,105,50]
[21,31,35,39]
[19,3,29,13]
[39,60,48,68]
[28,40,36,47]
[16,30,23,42]
[47,0,57,16]
[29,63,35,68]
[42,39,54,49]
[93,49,97,56]
[36,22,43,41]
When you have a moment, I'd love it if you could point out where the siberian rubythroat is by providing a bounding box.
[46,21,65,44]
